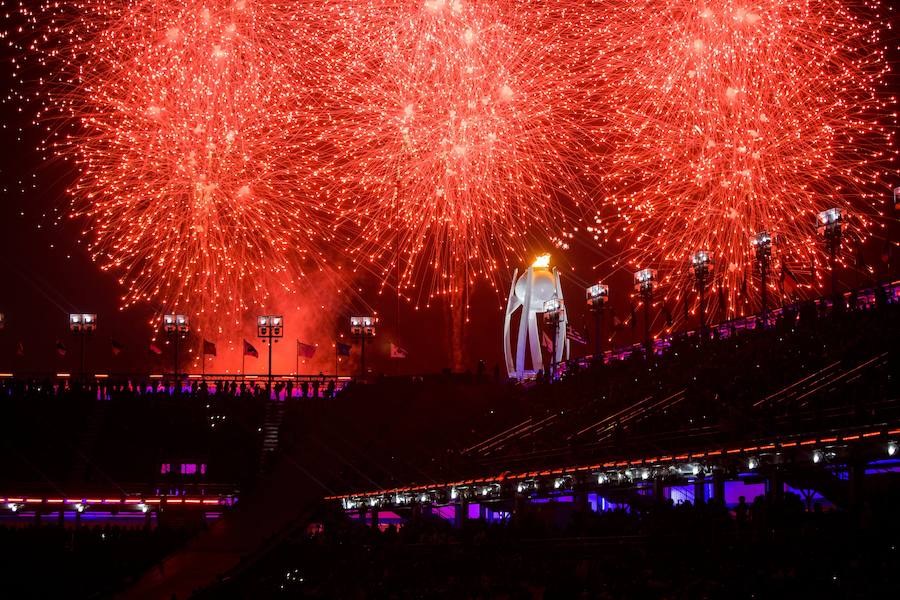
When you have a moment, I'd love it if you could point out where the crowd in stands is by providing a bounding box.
[0,375,344,401]
[211,490,900,599]
[0,283,897,598]
[0,523,190,599]
[465,291,899,468]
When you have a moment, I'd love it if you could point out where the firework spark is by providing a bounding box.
[22,0,335,332]
[321,0,599,305]
[592,0,895,320]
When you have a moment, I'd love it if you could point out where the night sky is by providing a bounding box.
[1,2,898,377]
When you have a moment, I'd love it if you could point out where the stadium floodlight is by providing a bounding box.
[163,313,190,334]
[256,315,284,338]
[257,315,284,390]
[69,313,97,334]
[888,442,898,457]
[752,232,773,321]
[691,251,713,339]
[633,268,657,293]
[349,315,376,337]
[586,283,609,357]
[350,315,376,378]
[817,207,843,237]
[163,314,190,385]
[633,269,657,354]
[817,208,843,295]
[748,457,759,470]
[691,250,712,276]
[69,313,97,379]
[586,283,609,307]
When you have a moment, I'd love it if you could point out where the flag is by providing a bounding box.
[55,340,67,357]
[297,341,316,359]
[565,324,587,345]
[390,343,408,358]
[111,339,124,356]
[203,340,217,356]
[336,342,352,357]
[149,342,163,355]
[243,339,259,358]
[16,341,24,357]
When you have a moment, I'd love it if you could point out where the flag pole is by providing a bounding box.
[335,341,338,378]
[241,344,245,381]
[295,339,299,383]
[201,340,205,380]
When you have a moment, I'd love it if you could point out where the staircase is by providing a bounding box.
[258,399,287,470]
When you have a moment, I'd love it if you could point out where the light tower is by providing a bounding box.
[634,269,656,355]
[503,254,569,380]
[751,231,772,321]
[69,313,97,379]
[350,316,376,378]
[543,298,565,380]
[691,251,712,340]
[586,283,609,359]
[257,315,284,391]
[163,314,189,385]
[817,208,843,296]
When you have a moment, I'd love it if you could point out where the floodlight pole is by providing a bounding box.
[357,334,364,378]
[642,288,652,355]
[760,258,768,322]
[818,209,843,298]
[586,284,608,360]
[547,308,559,380]
[257,316,284,395]
[753,233,772,325]
[267,328,274,391]
[593,304,603,358]
[79,334,86,380]
[173,333,180,383]
[351,317,375,379]
[828,238,838,297]
[69,314,96,382]
[697,272,706,343]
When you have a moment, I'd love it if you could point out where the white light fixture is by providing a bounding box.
[586,283,609,307]
[69,313,98,333]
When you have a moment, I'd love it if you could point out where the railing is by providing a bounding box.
[557,279,900,377]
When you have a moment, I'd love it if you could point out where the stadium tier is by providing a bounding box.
[1,283,898,598]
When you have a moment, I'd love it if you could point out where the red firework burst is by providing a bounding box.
[22,0,335,332]
[592,0,895,321]
[320,0,599,305]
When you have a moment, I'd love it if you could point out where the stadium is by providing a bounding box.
[0,0,898,598]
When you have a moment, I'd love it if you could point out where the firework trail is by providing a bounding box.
[320,0,600,306]
[19,0,336,333]
[591,0,895,322]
